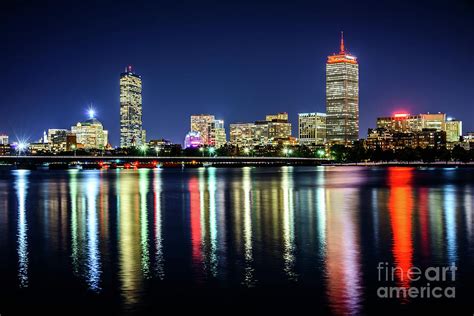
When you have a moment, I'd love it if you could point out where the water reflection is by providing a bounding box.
[388,167,414,289]
[118,171,142,308]
[242,167,256,287]
[15,170,29,288]
[154,169,165,280]
[325,169,362,315]
[3,166,474,313]
[444,185,457,263]
[281,167,297,281]
[139,169,151,279]
[85,171,101,292]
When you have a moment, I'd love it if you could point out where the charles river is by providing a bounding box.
[0,166,473,315]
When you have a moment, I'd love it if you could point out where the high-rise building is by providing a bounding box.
[298,112,326,146]
[190,114,215,145]
[71,118,108,150]
[120,66,144,148]
[445,118,462,143]
[326,32,359,144]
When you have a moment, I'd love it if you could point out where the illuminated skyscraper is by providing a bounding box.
[326,32,359,144]
[120,66,145,148]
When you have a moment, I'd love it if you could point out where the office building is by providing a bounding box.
[445,118,462,143]
[120,66,145,148]
[71,118,108,150]
[326,32,359,144]
[190,114,226,147]
[298,112,326,146]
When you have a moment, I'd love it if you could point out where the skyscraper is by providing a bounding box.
[326,32,359,144]
[120,66,144,148]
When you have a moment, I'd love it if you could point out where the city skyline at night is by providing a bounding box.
[1,0,473,146]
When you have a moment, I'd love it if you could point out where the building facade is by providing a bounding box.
[298,112,326,146]
[209,119,227,148]
[190,114,215,145]
[229,123,255,148]
[445,119,462,143]
[377,113,447,133]
[190,114,226,148]
[120,66,145,148]
[0,134,8,145]
[326,33,359,144]
[71,118,108,150]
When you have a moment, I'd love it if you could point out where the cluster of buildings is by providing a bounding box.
[28,115,109,154]
[366,113,464,150]
[1,34,472,156]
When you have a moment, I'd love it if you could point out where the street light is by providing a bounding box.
[140,144,148,156]
[16,141,28,156]
[71,144,77,157]
[208,147,215,157]
[244,147,250,156]
[155,146,160,157]
[283,148,289,157]
[317,149,325,158]
[199,147,204,157]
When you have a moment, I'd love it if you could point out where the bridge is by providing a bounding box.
[0,155,330,169]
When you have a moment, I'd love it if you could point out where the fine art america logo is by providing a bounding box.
[377,262,457,299]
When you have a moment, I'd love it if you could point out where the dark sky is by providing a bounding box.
[1,0,473,145]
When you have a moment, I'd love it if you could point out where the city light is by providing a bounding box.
[16,141,28,154]
[87,106,96,119]
[140,144,147,156]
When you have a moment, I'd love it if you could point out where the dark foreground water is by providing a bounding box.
[0,166,473,315]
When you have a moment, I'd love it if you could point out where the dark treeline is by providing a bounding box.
[330,143,474,163]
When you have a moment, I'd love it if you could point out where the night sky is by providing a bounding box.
[1,0,473,146]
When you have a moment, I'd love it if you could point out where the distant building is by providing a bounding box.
[298,112,326,146]
[445,118,462,143]
[184,131,203,148]
[209,119,227,148]
[0,134,8,145]
[377,112,446,133]
[48,129,69,152]
[0,135,10,156]
[149,138,181,155]
[190,114,226,148]
[120,66,145,148]
[71,118,108,150]
[190,114,214,145]
[229,123,255,148]
[326,32,359,144]
[229,112,291,148]
[366,127,446,150]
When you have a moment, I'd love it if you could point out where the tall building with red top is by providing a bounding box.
[326,32,359,144]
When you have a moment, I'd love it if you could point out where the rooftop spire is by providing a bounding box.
[340,31,345,54]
